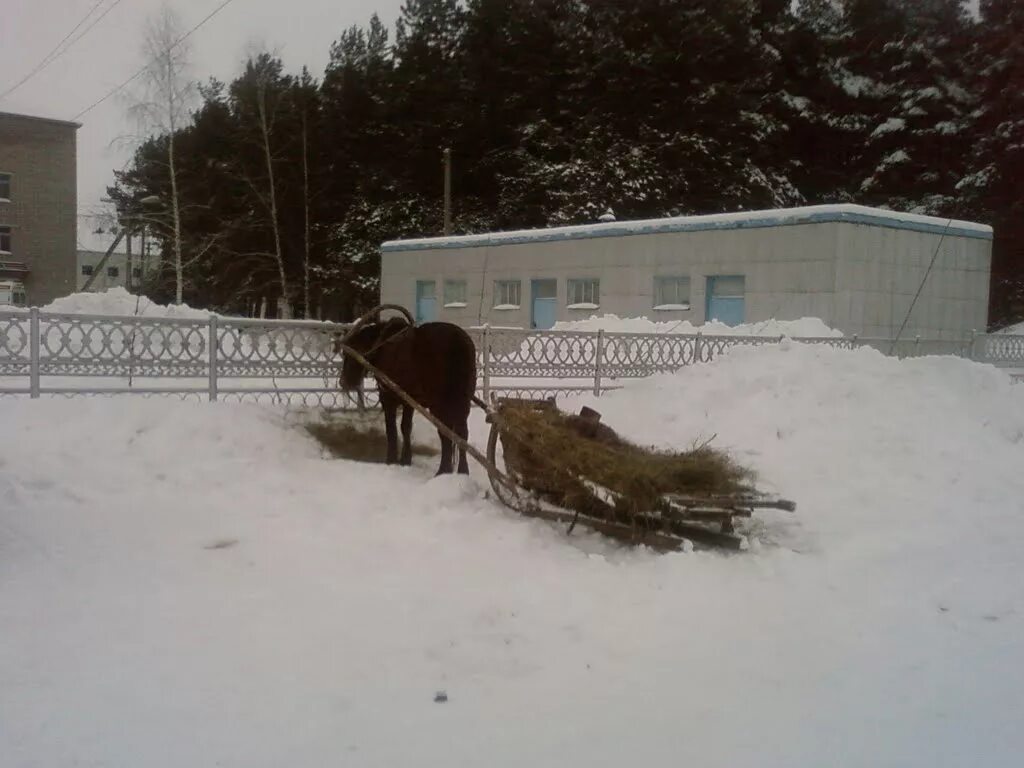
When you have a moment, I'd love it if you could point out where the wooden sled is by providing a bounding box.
[484,397,796,552]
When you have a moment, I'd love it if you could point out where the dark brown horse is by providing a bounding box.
[338,316,477,475]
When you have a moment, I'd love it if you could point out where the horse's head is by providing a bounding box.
[338,316,410,391]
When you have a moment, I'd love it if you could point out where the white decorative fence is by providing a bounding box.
[0,308,1021,404]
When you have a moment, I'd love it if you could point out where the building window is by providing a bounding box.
[444,279,467,307]
[133,267,142,279]
[654,276,691,309]
[81,264,94,276]
[107,266,119,278]
[0,173,10,201]
[567,278,600,308]
[0,280,27,307]
[493,280,521,309]
[0,226,10,254]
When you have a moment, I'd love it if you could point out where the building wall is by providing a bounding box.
[833,223,991,340]
[0,113,79,306]
[77,248,162,292]
[382,222,842,330]
[381,207,992,339]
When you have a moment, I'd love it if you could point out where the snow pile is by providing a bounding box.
[3,345,1024,766]
[552,313,843,337]
[996,320,1024,335]
[40,287,212,319]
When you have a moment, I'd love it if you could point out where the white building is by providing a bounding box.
[380,204,992,339]
[76,227,160,293]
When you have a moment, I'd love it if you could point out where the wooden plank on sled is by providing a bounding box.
[663,494,797,513]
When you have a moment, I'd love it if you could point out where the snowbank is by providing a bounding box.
[552,313,843,337]
[3,345,1024,766]
[996,320,1024,335]
[39,287,212,319]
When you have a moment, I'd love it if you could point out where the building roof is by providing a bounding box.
[0,110,82,130]
[381,203,993,253]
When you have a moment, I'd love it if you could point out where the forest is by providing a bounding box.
[108,0,1024,328]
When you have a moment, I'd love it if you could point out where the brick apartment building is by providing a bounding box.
[0,110,80,307]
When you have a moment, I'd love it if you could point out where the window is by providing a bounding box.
[81,264,94,276]
[654,276,691,309]
[107,266,119,278]
[567,278,600,308]
[0,280,27,307]
[133,267,142,279]
[0,173,10,201]
[493,280,521,309]
[444,279,467,307]
[0,226,10,254]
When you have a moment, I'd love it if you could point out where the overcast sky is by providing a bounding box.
[1,0,404,248]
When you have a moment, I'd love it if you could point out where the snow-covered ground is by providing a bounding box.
[2,341,1023,767]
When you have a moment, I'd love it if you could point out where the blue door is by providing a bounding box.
[415,280,437,323]
[531,279,558,329]
[706,276,745,326]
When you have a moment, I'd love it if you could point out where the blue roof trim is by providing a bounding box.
[381,208,993,253]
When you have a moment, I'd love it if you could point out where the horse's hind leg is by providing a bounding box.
[455,416,469,475]
[382,400,399,465]
[400,406,414,466]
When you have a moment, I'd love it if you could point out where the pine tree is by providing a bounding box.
[959,0,1024,326]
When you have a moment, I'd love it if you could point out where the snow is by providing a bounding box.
[652,303,691,311]
[2,343,1024,766]
[492,303,520,311]
[382,203,992,252]
[552,313,843,337]
[871,117,906,137]
[34,287,213,319]
[832,68,891,98]
[782,91,812,115]
[882,149,912,166]
[996,320,1024,334]
[566,302,600,310]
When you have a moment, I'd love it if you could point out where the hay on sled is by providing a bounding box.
[492,400,754,521]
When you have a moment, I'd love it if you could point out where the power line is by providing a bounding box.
[888,216,954,354]
[70,0,242,122]
[0,0,125,102]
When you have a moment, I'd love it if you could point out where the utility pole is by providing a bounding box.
[443,147,452,236]
[125,225,133,293]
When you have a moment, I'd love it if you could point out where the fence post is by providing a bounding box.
[914,335,920,358]
[29,307,40,399]
[208,315,219,402]
[968,329,977,360]
[694,331,702,364]
[481,324,491,403]
[594,329,604,396]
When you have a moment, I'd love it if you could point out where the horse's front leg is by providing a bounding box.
[382,400,399,465]
[436,430,454,475]
[455,415,469,475]
[400,405,414,466]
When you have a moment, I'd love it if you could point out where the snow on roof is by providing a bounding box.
[381,203,993,253]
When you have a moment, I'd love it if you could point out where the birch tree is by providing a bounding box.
[125,4,196,304]
[231,53,293,318]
